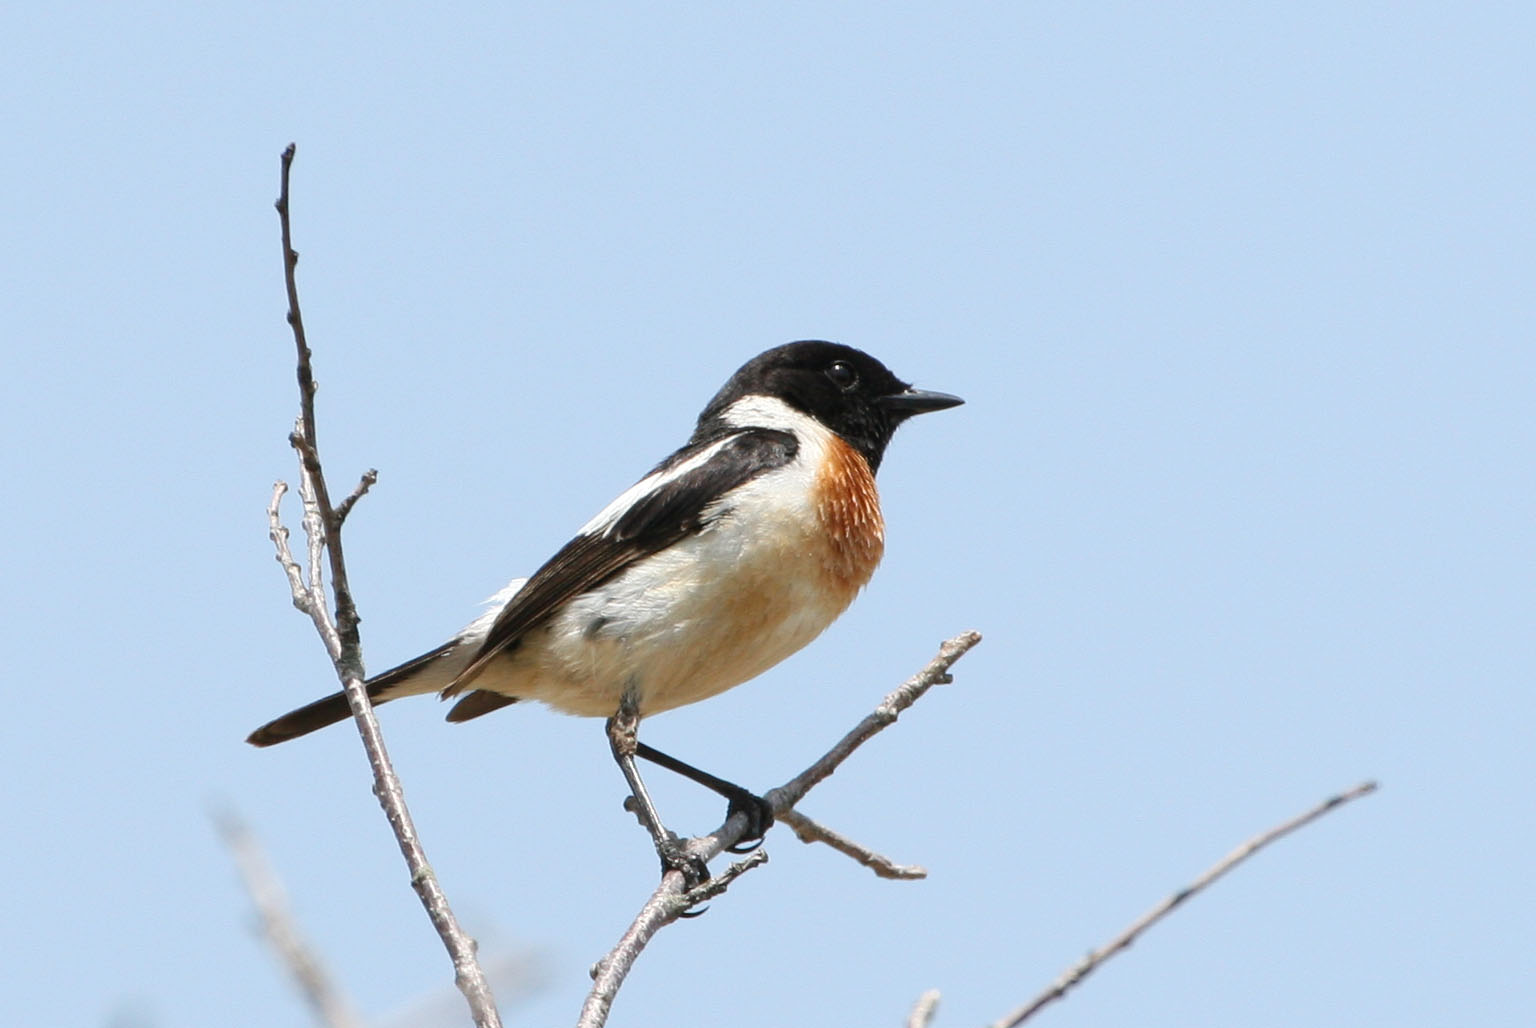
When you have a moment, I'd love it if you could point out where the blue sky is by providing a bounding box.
[3,3,1531,1026]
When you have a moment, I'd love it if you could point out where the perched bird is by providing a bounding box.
[249,340,961,880]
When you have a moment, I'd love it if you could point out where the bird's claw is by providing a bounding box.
[658,838,710,890]
[724,789,775,853]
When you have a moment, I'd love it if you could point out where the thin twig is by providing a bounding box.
[294,446,335,652]
[577,631,982,1028]
[335,468,379,527]
[906,989,942,1028]
[276,148,359,657]
[763,631,981,816]
[683,849,769,908]
[215,810,363,1028]
[779,808,927,880]
[268,481,310,615]
[990,780,1380,1028]
[270,143,502,1028]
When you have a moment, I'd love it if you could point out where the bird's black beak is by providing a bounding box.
[880,387,964,417]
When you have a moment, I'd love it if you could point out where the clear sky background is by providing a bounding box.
[3,4,1530,1026]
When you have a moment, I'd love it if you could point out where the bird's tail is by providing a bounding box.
[247,578,529,747]
[246,641,464,747]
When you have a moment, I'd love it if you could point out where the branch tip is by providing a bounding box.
[266,144,501,1028]
[907,989,942,1028]
[779,809,927,880]
[990,778,1378,1027]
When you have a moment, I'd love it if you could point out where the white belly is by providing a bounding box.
[488,475,858,717]
[442,405,885,719]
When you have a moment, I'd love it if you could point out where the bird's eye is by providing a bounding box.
[826,360,859,391]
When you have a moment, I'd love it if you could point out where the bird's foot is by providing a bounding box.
[658,836,710,890]
[724,788,775,854]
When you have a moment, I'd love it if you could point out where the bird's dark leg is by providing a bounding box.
[634,742,775,853]
[606,688,709,887]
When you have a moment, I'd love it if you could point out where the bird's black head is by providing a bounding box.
[697,341,963,472]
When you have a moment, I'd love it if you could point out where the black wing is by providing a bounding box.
[446,427,798,692]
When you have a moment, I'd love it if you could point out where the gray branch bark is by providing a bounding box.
[577,631,983,1028]
[216,810,363,1028]
[985,779,1379,1027]
[268,143,502,1028]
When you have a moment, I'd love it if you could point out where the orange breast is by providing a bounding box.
[812,436,886,599]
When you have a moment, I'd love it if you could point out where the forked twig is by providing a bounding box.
[577,631,982,1028]
[268,144,501,1028]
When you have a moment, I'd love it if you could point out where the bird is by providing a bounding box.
[248,340,962,881]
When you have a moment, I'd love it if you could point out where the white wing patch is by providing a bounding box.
[436,392,868,718]
[576,435,738,538]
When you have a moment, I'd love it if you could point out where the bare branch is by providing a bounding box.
[577,631,982,1028]
[270,144,502,1028]
[990,780,1380,1028]
[216,810,363,1028]
[293,445,341,660]
[268,481,311,615]
[764,631,982,815]
[276,145,361,655]
[275,149,318,503]
[683,849,769,908]
[335,468,379,527]
[906,989,942,1028]
[778,808,927,880]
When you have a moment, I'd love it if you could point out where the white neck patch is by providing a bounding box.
[720,394,826,437]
